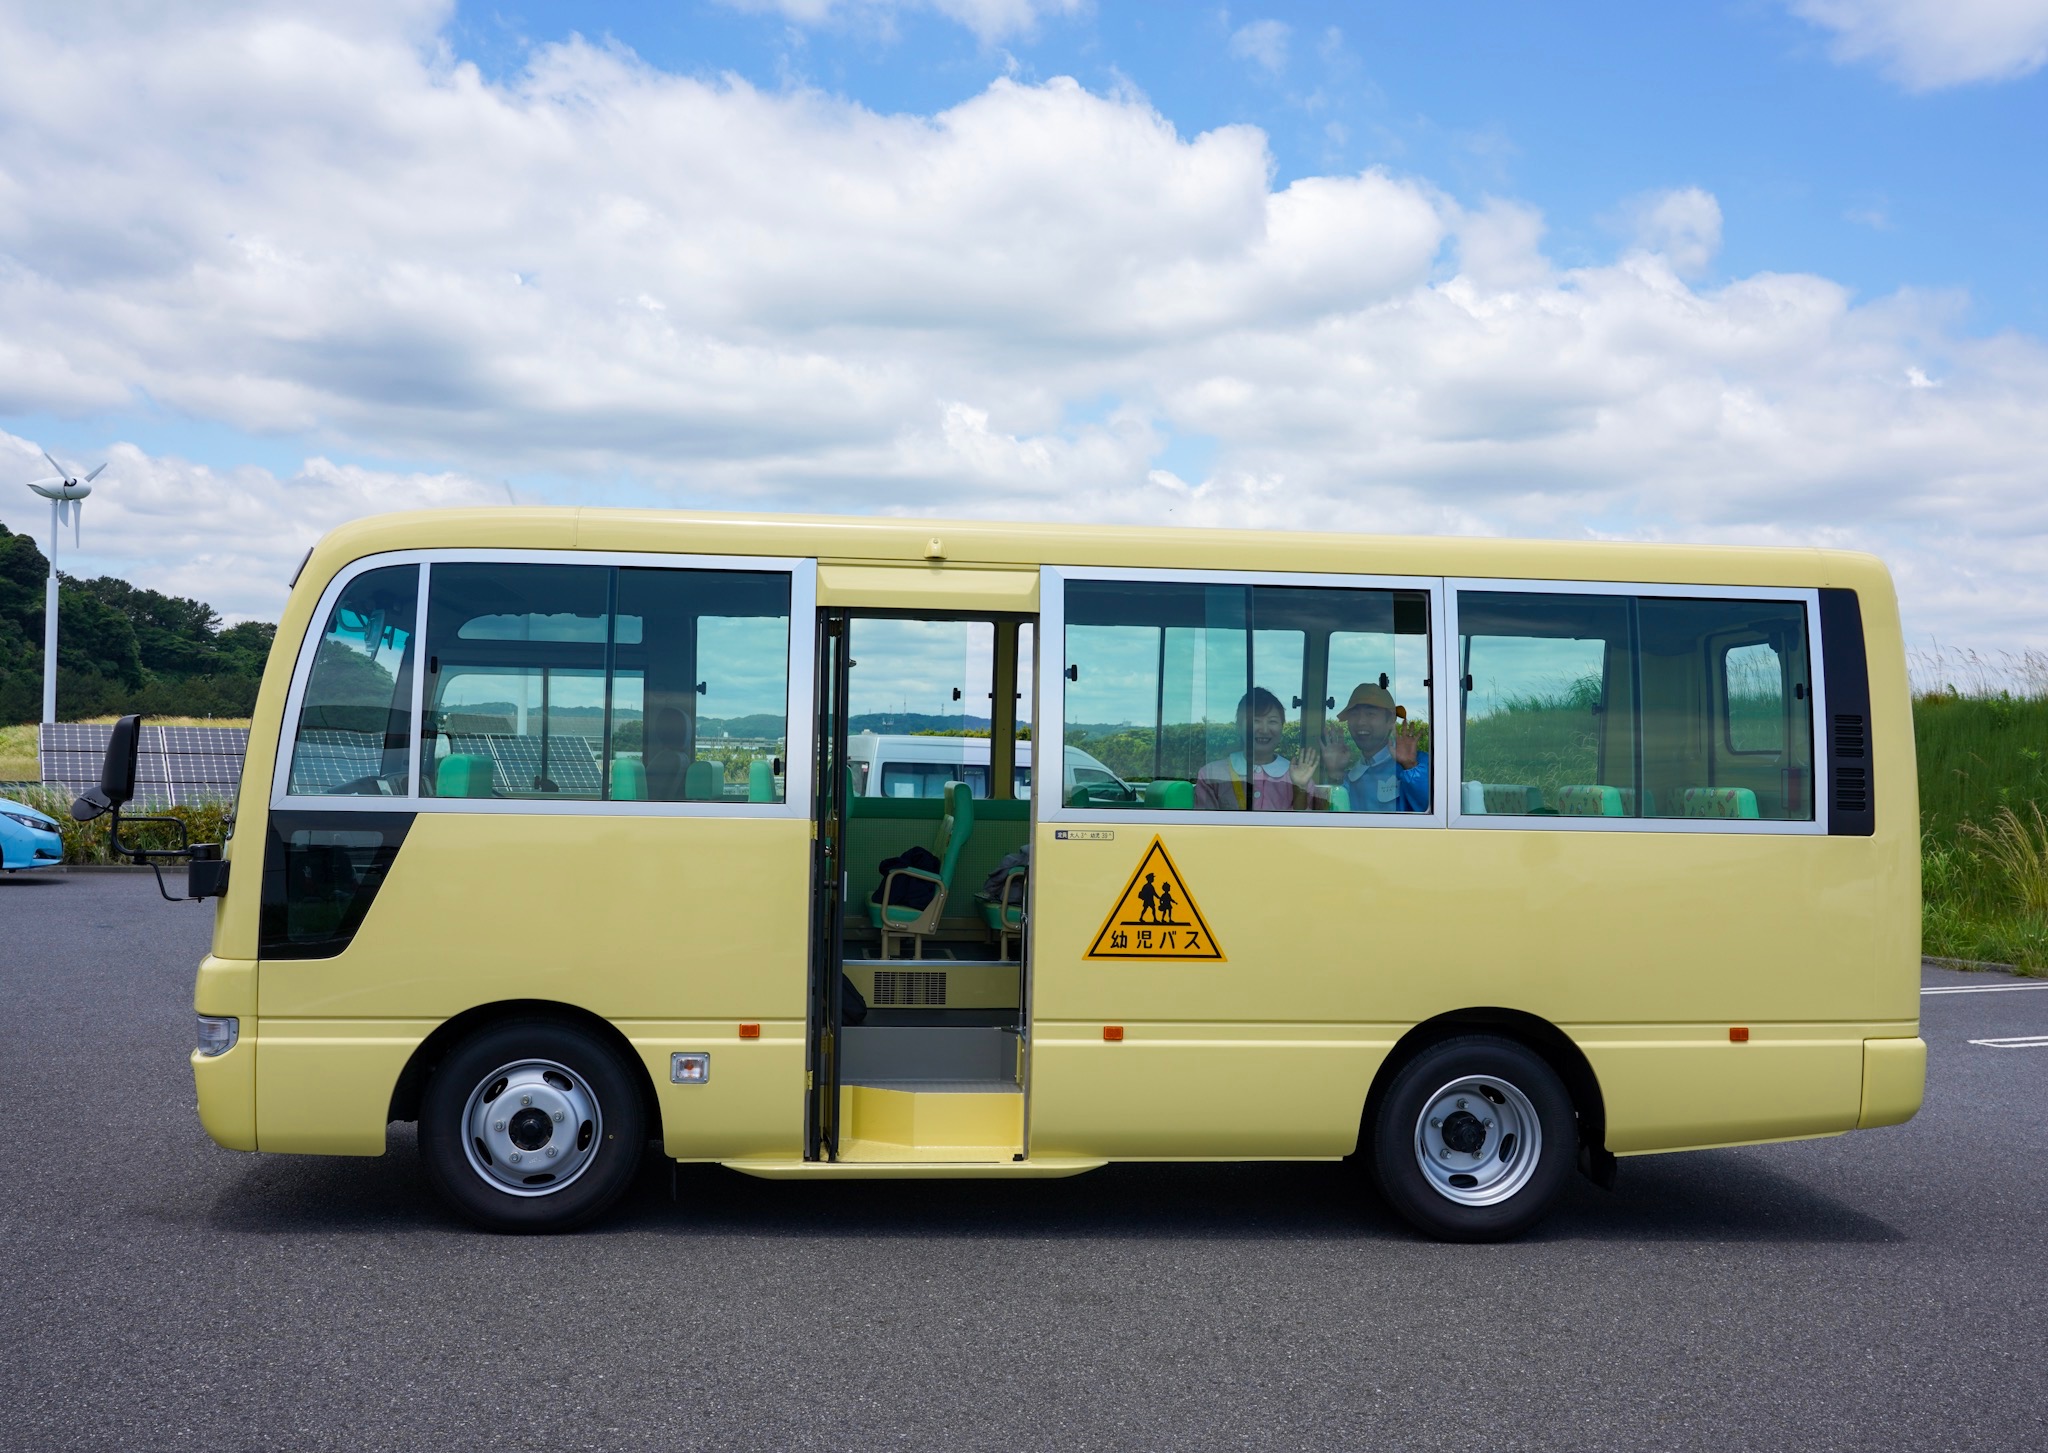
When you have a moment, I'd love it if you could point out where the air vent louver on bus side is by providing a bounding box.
[872,970,948,1007]
[1831,714,1869,815]
[1819,589,1875,837]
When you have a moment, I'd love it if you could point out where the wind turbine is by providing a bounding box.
[23,450,106,724]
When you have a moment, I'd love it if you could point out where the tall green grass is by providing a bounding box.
[1915,687,2048,972]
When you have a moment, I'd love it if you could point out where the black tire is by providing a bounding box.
[419,1018,647,1233]
[1371,1034,1576,1242]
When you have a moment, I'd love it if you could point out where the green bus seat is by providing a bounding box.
[437,754,495,798]
[609,759,647,801]
[684,759,723,801]
[1144,779,1195,811]
[1557,785,1625,816]
[978,865,1027,961]
[866,782,976,958]
[1683,787,1760,819]
[748,759,775,803]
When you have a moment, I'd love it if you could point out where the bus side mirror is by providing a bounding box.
[72,714,144,822]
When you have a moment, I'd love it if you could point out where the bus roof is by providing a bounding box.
[297,506,1894,599]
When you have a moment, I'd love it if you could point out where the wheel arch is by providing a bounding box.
[1363,1007,1612,1183]
[388,999,663,1142]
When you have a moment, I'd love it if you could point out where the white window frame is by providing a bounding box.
[1039,564,1449,830]
[273,548,817,820]
[1442,577,1828,836]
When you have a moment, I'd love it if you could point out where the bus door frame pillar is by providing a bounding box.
[806,609,851,1162]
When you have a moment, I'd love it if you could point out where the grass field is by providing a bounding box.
[1915,691,2048,973]
[0,723,35,783]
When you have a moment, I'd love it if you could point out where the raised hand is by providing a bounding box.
[1289,745,1321,787]
[1392,722,1420,769]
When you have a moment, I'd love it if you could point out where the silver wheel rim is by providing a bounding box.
[1412,1073,1542,1207]
[459,1058,604,1198]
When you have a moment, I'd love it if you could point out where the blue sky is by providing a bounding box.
[1,0,2045,664]
[448,1,2047,332]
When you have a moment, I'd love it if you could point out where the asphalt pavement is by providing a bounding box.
[3,870,2045,1452]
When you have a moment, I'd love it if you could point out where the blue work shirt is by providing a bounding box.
[1339,747,1430,813]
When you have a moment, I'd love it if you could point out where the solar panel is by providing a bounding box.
[39,722,251,810]
[35,722,620,807]
[286,729,384,795]
[447,732,603,795]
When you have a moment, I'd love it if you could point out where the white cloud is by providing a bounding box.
[1229,18,1291,76]
[0,2,2044,652]
[713,0,1083,44]
[0,430,502,622]
[1621,187,1724,278]
[1789,0,2048,90]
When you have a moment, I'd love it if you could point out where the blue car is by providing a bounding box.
[1,795,64,872]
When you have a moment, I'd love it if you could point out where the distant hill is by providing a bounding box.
[0,522,274,725]
[848,712,995,736]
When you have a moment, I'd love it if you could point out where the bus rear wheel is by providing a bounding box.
[419,1019,646,1233]
[1372,1035,1576,1242]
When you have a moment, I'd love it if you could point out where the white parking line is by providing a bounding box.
[1968,1036,2048,1049]
[1922,983,2048,995]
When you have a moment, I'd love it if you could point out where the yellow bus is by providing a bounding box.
[139,509,1922,1239]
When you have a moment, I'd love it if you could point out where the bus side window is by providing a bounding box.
[1062,579,1431,813]
[1457,592,1625,818]
[1457,590,1815,823]
[409,561,793,805]
[285,564,419,798]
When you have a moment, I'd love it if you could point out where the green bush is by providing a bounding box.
[12,786,234,866]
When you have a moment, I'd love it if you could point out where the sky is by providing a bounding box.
[2,0,2045,675]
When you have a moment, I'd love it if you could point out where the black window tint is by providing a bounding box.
[259,811,413,958]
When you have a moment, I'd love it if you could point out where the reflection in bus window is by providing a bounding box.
[1457,591,1813,821]
[285,565,419,796]
[1725,641,1786,754]
[1062,581,1432,812]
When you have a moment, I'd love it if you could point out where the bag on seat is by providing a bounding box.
[872,845,943,909]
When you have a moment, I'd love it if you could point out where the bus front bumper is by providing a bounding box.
[193,956,257,1151]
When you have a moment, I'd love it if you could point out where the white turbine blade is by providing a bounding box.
[69,500,81,548]
[85,463,106,482]
[42,449,67,478]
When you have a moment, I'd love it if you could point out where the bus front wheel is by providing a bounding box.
[420,1019,646,1233]
[1372,1035,1576,1242]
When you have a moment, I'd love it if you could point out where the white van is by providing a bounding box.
[844,733,1129,802]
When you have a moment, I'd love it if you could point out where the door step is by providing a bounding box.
[840,1083,1019,1154]
[721,1154,1105,1181]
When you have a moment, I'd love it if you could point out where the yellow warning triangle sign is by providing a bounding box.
[1085,837,1225,961]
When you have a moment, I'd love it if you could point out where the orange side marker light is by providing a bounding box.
[1103,1026,1124,1042]
[1729,1027,1749,1043]
[739,1023,761,1040]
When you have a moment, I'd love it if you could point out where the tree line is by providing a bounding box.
[0,520,274,723]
